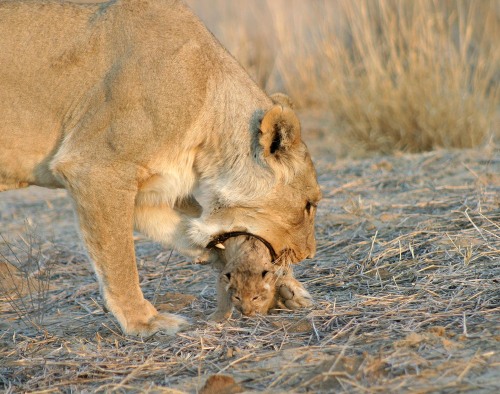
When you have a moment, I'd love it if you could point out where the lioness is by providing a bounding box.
[0,0,321,336]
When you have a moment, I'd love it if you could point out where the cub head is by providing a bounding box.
[216,235,278,316]
[221,268,277,316]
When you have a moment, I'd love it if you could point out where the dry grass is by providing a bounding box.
[0,221,55,333]
[1,147,498,393]
[187,0,499,154]
[0,2,499,392]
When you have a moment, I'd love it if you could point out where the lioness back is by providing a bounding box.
[0,0,265,189]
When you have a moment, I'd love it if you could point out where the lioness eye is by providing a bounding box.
[305,201,314,213]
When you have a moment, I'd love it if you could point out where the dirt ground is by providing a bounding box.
[1,126,499,393]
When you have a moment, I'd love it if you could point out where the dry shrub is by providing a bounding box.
[187,0,499,154]
[317,0,500,153]
[0,224,52,332]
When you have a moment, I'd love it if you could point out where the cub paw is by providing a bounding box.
[208,310,232,322]
[277,279,313,310]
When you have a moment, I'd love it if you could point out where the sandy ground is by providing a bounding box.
[1,128,499,393]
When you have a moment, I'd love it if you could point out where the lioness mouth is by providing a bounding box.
[206,231,278,262]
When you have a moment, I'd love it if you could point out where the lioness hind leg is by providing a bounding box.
[53,160,189,336]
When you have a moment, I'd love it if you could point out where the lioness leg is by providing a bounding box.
[53,161,188,336]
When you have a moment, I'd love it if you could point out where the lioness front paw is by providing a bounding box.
[124,313,190,336]
[277,278,313,310]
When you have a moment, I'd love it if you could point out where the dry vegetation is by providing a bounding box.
[1,1,499,393]
[1,147,499,393]
[188,0,499,154]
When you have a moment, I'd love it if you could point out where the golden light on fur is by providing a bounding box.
[259,105,301,157]
[0,0,320,336]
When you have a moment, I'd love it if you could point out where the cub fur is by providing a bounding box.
[207,236,313,321]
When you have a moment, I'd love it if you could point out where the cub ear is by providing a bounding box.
[262,270,273,282]
[259,105,301,157]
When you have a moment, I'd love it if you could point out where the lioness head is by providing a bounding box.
[251,103,321,262]
[192,98,321,265]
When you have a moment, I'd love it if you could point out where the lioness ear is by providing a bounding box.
[259,105,301,157]
[270,93,295,109]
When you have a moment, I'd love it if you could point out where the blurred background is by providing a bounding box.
[186,0,499,157]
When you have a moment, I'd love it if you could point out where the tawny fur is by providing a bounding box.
[0,0,320,336]
[208,236,314,321]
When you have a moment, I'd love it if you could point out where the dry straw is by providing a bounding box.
[1,148,498,392]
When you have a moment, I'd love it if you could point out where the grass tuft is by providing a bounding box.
[0,222,52,332]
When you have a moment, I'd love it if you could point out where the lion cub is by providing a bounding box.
[205,235,312,321]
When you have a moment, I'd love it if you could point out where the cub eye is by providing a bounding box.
[233,295,241,301]
[252,296,260,301]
